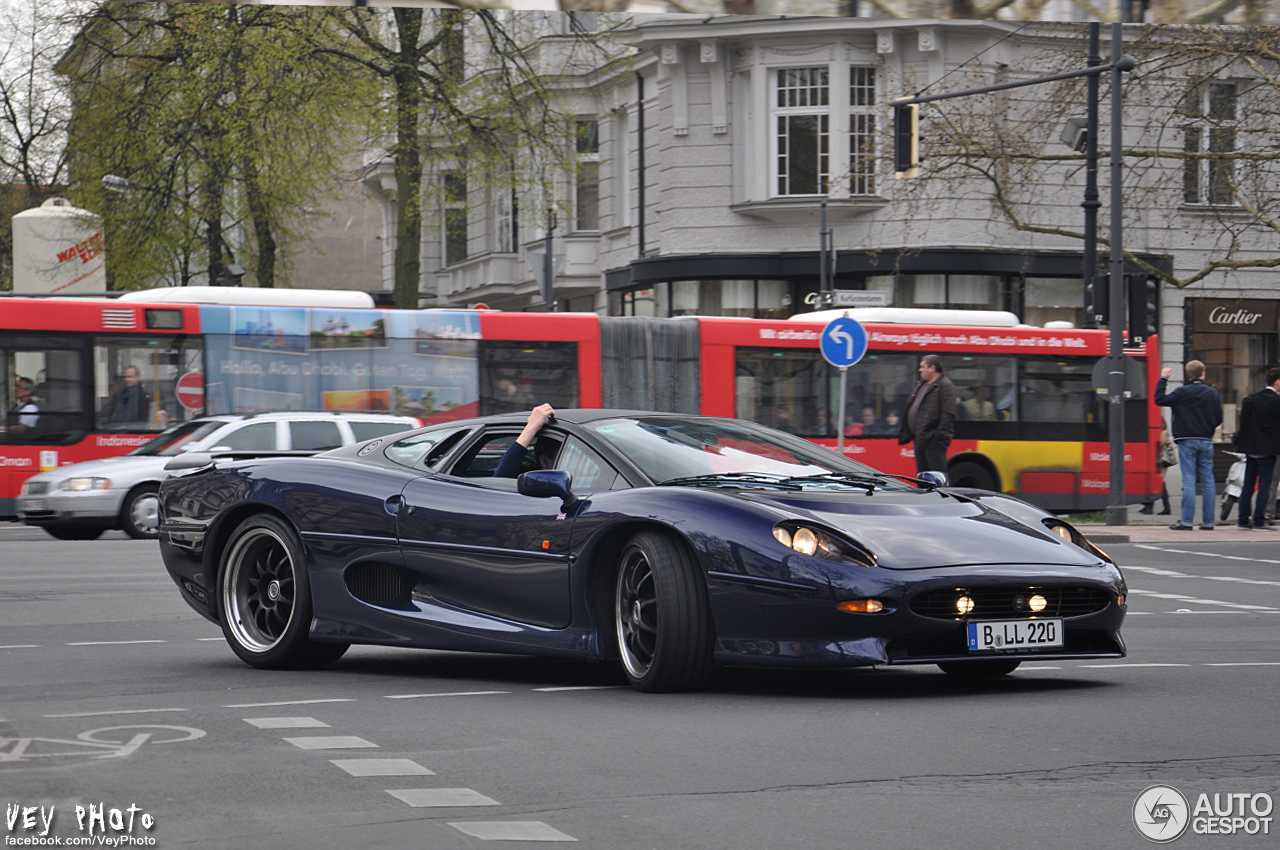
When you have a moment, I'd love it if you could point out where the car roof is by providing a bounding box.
[474,409,706,426]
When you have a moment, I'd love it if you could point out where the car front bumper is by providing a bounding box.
[19,490,125,526]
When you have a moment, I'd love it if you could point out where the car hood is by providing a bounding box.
[736,489,1103,570]
[27,454,170,485]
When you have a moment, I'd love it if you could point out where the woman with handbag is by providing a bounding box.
[1140,427,1174,515]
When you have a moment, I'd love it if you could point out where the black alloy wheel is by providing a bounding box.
[219,514,348,669]
[614,530,713,693]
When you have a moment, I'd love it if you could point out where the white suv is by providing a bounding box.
[18,412,420,541]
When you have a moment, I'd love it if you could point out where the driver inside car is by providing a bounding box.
[494,403,561,478]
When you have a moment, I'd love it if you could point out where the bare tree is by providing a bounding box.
[0,0,74,290]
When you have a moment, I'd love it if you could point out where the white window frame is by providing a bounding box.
[771,66,830,197]
[849,65,877,196]
[574,118,601,232]
[1183,81,1239,208]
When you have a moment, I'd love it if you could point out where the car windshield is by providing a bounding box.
[590,417,913,489]
[128,421,225,457]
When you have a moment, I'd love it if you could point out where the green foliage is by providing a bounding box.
[61,2,377,290]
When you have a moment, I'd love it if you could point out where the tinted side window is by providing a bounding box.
[212,422,277,451]
[385,427,470,469]
[350,421,413,442]
[290,421,343,450]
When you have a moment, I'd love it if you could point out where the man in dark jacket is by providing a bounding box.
[1155,360,1223,530]
[898,355,957,475]
[1234,367,1280,530]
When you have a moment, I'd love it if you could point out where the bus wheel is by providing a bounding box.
[948,461,998,492]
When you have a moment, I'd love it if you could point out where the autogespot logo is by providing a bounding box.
[1134,785,1191,843]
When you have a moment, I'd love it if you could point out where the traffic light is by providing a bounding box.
[1084,273,1109,327]
[893,103,919,178]
[1127,274,1159,344]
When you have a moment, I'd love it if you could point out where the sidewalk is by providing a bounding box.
[1081,520,1277,545]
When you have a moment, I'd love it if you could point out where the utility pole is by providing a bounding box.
[1105,17,1129,526]
[1082,23,1101,329]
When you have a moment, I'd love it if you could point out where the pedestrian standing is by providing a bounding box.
[1233,367,1280,531]
[1155,360,1223,530]
[898,355,957,475]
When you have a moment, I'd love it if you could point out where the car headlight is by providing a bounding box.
[1043,519,1111,562]
[773,523,876,567]
[60,477,112,491]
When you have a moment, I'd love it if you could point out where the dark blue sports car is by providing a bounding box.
[157,410,1127,692]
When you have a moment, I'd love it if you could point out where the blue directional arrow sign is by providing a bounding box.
[820,317,868,368]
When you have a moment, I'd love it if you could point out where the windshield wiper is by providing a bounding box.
[658,473,803,490]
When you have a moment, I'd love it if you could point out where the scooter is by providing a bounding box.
[1220,450,1246,522]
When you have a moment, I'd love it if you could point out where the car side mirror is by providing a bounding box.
[918,470,948,488]
[164,452,213,472]
[518,469,576,509]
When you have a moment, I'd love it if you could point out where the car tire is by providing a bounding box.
[947,461,998,492]
[614,530,714,693]
[121,484,161,540]
[937,659,1021,678]
[218,514,349,670]
[44,526,105,541]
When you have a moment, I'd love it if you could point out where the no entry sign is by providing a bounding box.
[176,371,204,410]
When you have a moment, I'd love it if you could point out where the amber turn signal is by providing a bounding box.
[837,599,883,613]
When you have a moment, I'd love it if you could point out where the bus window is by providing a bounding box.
[1018,357,1105,430]
[950,356,1017,422]
[94,336,204,431]
[1,336,89,444]
[736,348,829,437]
[835,352,917,437]
[479,341,578,415]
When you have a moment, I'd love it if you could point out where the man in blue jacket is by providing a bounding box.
[1234,367,1280,530]
[1155,360,1223,530]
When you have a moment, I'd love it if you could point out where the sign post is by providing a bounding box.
[820,317,868,454]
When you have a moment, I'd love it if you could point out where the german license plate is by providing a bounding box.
[967,619,1063,652]
[21,498,47,512]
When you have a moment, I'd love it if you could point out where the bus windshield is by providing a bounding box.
[128,421,224,457]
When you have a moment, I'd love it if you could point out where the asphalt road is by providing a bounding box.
[2,523,1277,850]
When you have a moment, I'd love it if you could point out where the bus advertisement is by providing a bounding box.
[0,294,1156,518]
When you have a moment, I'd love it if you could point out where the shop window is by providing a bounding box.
[1023,277,1083,328]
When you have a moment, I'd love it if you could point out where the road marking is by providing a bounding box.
[533,686,628,692]
[244,717,329,729]
[1127,589,1278,611]
[387,788,499,808]
[1132,545,1280,568]
[283,736,377,750]
[450,821,577,842]
[1201,662,1280,667]
[331,758,434,777]
[66,640,167,646]
[197,637,224,641]
[1018,666,1063,670]
[44,708,188,718]
[0,644,40,649]
[224,699,356,708]
[385,691,509,700]
[1076,663,1192,668]
[1126,558,1280,583]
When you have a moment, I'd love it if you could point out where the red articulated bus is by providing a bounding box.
[1,294,1157,517]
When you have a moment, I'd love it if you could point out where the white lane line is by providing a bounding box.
[1201,662,1280,667]
[533,686,628,692]
[1132,545,1280,569]
[387,788,499,808]
[0,644,40,649]
[224,699,355,708]
[66,640,167,646]
[1018,666,1063,670]
[331,758,434,777]
[1127,589,1278,611]
[244,717,329,729]
[450,821,577,842]
[197,637,224,641]
[283,736,377,750]
[1077,663,1193,668]
[44,707,188,718]
[385,691,509,700]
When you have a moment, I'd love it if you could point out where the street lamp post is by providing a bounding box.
[1105,19,1129,526]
